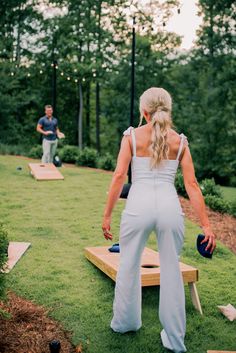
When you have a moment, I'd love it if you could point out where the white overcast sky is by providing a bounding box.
[166,0,202,49]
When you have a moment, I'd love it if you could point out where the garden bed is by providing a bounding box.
[180,196,236,254]
[0,292,77,353]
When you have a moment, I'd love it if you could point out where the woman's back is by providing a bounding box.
[133,124,183,160]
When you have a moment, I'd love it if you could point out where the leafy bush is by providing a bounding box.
[204,195,230,214]
[229,176,236,187]
[0,144,27,156]
[27,145,42,159]
[0,224,9,299]
[58,145,80,163]
[175,170,188,198]
[228,200,236,217]
[98,153,115,171]
[200,178,222,198]
[76,148,98,168]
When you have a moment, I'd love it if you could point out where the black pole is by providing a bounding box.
[96,81,100,152]
[128,16,136,184]
[120,16,135,198]
[52,60,57,117]
[130,16,135,127]
[52,34,57,117]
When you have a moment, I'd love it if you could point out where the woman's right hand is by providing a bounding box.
[201,226,216,253]
[102,216,113,241]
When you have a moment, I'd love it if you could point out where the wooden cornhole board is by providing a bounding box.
[85,246,203,314]
[3,242,31,273]
[28,163,64,180]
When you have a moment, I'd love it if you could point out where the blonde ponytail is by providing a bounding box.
[139,87,172,167]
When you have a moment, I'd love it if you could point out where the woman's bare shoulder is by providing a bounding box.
[168,129,182,142]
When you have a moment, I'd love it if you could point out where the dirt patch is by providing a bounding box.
[180,196,236,254]
[0,292,77,353]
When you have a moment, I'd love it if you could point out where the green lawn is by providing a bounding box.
[1,155,236,353]
[220,186,236,203]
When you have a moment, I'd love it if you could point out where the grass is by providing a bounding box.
[1,155,236,353]
[220,186,236,203]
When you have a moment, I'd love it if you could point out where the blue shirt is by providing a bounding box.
[38,116,58,141]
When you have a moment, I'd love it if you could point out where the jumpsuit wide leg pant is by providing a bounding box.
[110,182,187,353]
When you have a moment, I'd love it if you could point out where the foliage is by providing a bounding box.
[76,147,98,168]
[229,200,236,217]
[0,223,9,299]
[98,153,115,171]
[175,170,188,198]
[204,195,230,214]
[0,144,28,156]
[58,145,80,163]
[0,0,235,186]
[27,145,42,159]
[199,178,222,198]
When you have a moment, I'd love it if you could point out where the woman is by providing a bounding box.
[102,87,216,353]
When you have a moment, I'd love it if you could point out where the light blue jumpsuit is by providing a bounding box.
[111,127,187,353]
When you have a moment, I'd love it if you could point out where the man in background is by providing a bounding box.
[36,105,64,163]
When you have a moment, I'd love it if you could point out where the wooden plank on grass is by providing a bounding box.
[4,242,31,273]
[207,351,236,353]
[28,163,64,181]
[85,246,202,313]
[84,246,198,285]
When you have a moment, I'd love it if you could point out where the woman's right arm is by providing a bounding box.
[180,146,216,253]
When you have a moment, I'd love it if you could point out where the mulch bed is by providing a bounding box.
[0,292,78,353]
[180,196,236,254]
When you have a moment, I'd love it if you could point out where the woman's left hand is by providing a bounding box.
[102,216,113,240]
[202,226,216,253]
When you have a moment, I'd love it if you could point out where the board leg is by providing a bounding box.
[188,282,203,315]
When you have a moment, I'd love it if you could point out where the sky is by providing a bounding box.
[166,0,202,49]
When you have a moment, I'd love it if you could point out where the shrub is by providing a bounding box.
[0,224,9,299]
[58,145,80,163]
[98,153,115,171]
[76,148,98,168]
[228,200,236,218]
[27,145,42,159]
[200,178,222,198]
[175,170,188,198]
[204,195,230,214]
[0,144,27,156]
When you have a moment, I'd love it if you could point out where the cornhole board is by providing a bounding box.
[85,246,203,314]
[28,163,64,180]
[3,242,31,273]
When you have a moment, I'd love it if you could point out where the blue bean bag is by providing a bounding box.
[196,234,213,259]
[108,243,120,253]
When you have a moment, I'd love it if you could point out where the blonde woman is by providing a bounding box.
[102,87,216,353]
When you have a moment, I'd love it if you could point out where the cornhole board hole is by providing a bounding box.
[4,242,31,273]
[28,163,64,181]
[85,246,203,314]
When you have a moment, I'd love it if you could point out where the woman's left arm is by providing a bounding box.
[102,136,132,240]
